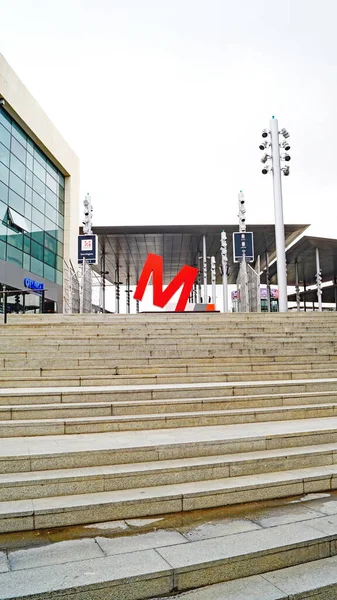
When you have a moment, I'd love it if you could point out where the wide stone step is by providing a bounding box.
[2,463,337,532]
[0,359,336,379]
[4,389,337,415]
[1,332,336,346]
[0,379,336,408]
[153,555,337,600]
[1,367,337,388]
[2,403,337,437]
[3,418,337,473]
[2,442,337,502]
[3,515,337,599]
[3,516,337,600]
[3,354,337,370]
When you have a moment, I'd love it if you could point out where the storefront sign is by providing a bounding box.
[134,253,198,312]
[24,278,44,291]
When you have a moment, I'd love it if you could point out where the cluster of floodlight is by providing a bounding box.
[259,128,291,176]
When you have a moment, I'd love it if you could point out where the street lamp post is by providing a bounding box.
[220,231,228,313]
[260,117,290,312]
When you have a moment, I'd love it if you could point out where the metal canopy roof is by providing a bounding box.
[92,224,309,285]
[263,236,337,287]
[288,283,337,305]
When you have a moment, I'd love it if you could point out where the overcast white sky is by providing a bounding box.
[0,0,336,237]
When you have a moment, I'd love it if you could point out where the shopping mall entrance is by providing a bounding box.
[0,284,56,318]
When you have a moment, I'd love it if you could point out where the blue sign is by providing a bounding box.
[78,234,98,265]
[24,278,44,291]
[233,232,254,263]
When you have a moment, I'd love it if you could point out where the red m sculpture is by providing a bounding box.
[134,253,198,312]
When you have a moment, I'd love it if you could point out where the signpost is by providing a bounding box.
[233,231,254,263]
[77,234,98,265]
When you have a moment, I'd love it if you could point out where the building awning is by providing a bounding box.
[288,283,337,305]
[91,224,309,285]
[262,236,337,287]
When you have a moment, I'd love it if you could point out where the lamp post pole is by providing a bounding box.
[220,231,228,313]
[260,117,291,312]
[270,117,288,312]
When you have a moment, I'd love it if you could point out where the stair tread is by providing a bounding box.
[1,442,337,485]
[3,418,337,458]
[154,555,337,599]
[1,463,337,515]
[2,523,337,600]
[0,376,336,396]
[1,401,337,424]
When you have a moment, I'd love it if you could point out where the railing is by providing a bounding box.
[1,287,46,324]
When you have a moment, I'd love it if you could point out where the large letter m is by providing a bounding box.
[134,253,198,312]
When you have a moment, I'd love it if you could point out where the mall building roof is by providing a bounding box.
[262,236,337,287]
[91,224,309,285]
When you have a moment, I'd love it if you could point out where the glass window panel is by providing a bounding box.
[46,172,57,194]
[0,110,11,131]
[57,241,64,257]
[0,123,11,149]
[7,244,22,268]
[0,224,8,244]
[0,199,7,221]
[11,137,26,164]
[8,207,28,231]
[0,239,5,260]
[0,200,7,243]
[10,154,26,181]
[31,240,44,261]
[25,185,33,204]
[33,175,46,199]
[59,173,65,188]
[31,257,43,277]
[26,152,33,171]
[58,213,64,229]
[23,252,30,271]
[9,172,25,197]
[44,264,56,282]
[11,122,27,147]
[56,255,63,271]
[27,138,34,154]
[0,142,10,167]
[45,232,57,253]
[8,189,25,215]
[46,160,59,180]
[25,169,33,188]
[0,181,8,204]
[57,229,63,242]
[31,227,44,245]
[56,270,63,285]
[0,162,9,186]
[45,202,57,223]
[46,187,57,208]
[33,146,46,167]
[44,248,56,267]
[32,191,45,213]
[45,217,56,236]
[58,199,64,216]
[23,234,31,254]
[33,159,46,183]
[32,207,45,229]
[58,185,64,202]
[7,230,23,250]
[24,201,32,221]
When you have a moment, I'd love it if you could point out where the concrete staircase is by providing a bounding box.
[1,312,337,599]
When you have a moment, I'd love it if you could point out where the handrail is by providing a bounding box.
[1,287,48,324]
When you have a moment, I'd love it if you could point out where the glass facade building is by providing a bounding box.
[0,108,64,288]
